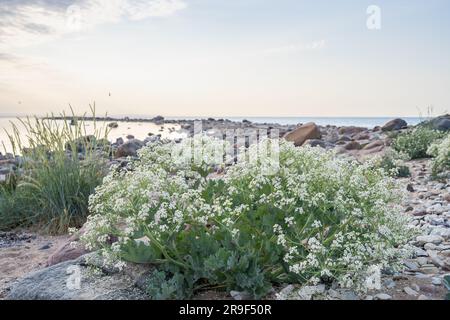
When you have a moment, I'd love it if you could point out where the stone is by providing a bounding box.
[39,243,51,250]
[297,285,326,300]
[430,227,450,239]
[443,193,450,202]
[424,243,437,251]
[426,114,450,131]
[441,250,450,257]
[415,248,428,257]
[115,139,145,158]
[65,135,97,153]
[419,266,439,274]
[417,294,430,300]
[284,123,321,147]
[384,279,396,289]
[47,228,88,267]
[108,122,119,128]
[144,135,160,144]
[416,235,444,246]
[353,132,371,140]
[403,287,418,296]
[411,283,420,292]
[429,253,446,268]
[426,204,445,215]
[126,135,135,140]
[338,126,366,135]
[230,290,252,300]
[152,116,165,124]
[382,119,407,132]
[304,139,327,148]
[444,258,450,270]
[362,140,385,150]
[344,141,361,150]
[277,285,295,298]
[416,257,429,266]
[431,277,442,286]
[7,254,149,300]
[404,260,419,271]
[374,293,392,300]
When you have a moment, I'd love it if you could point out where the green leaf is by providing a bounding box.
[121,240,161,264]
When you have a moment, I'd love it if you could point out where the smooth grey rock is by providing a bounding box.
[415,248,428,257]
[297,285,326,300]
[416,235,444,246]
[7,255,149,300]
[416,257,429,266]
[419,266,440,274]
[230,290,252,300]
[115,139,145,158]
[384,278,396,289]
[427,115,450,131]
[430,227,450,239]
[278,285,295,297]
[403,287,418,296]
[382,118,407,132]
[404,261,419,271]
[431,277,442,286]
[374,293,392,300]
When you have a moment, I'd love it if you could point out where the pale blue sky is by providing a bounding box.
[0,0,449,117]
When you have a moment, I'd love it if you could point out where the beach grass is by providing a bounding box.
[0,105,110,234]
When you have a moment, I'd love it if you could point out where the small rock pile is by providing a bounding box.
[0,232,36,249]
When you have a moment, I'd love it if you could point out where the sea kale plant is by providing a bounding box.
[374,148,411,178]
[427,133,450,177]
[82,136,415,299]
[392,127,445,160]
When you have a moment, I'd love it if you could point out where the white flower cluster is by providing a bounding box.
[428,133,450,175]
[81,137,416,292]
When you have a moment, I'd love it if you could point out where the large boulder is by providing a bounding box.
[8,254,151,300]
[284,123,321,147]
[427,115,450,131]
[382,119,407,132]
[115,139,145,158]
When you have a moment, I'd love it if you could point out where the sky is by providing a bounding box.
[0,0,449,117]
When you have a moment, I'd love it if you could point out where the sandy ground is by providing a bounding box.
[0,231,69,299]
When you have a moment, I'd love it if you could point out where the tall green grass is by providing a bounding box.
[0,106,111,234]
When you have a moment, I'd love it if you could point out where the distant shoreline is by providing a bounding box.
[36,115,426,128]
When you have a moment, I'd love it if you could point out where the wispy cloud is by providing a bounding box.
[0,0,187,50]
[263,40,327,55]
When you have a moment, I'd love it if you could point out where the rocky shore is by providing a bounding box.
[1,115,450,300]
[0,116,419,180]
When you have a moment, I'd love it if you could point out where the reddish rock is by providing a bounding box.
[47,227,88,267]
[362,140,385,150]
[344,141,362,150]
[284,123,321,147]
[338,126,366,136]
[353,132,371,140]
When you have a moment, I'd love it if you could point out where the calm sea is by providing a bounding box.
[0,116,424,153]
